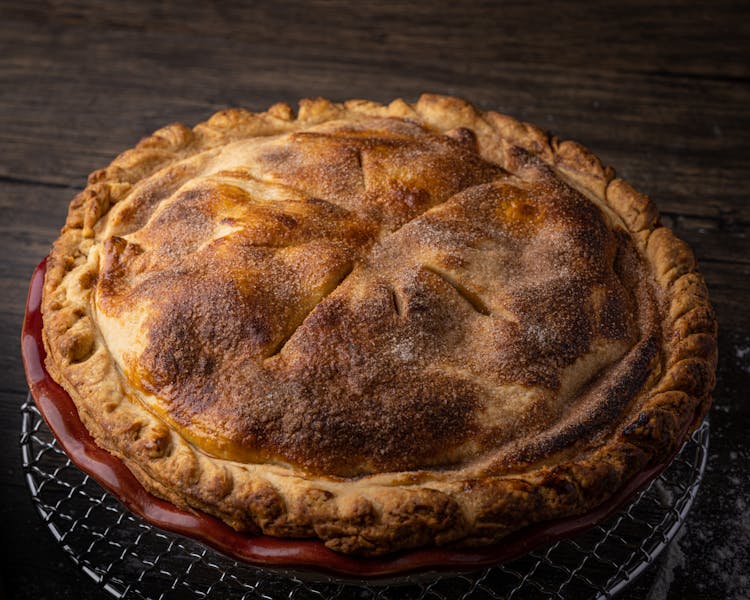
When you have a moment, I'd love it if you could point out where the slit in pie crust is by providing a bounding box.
[42,94,717,556]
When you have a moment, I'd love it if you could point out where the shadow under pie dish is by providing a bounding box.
[36,94,717,564]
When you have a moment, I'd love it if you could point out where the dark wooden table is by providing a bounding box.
[1,2,748,598]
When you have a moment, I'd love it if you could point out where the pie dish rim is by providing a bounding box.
[23,258,706,577]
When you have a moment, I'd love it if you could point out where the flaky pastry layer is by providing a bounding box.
[42,95,717,555]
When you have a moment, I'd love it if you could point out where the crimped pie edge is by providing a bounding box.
[41,94,717,556]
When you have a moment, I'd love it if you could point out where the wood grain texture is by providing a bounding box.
[0,1,748,598]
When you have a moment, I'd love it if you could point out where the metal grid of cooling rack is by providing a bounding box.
[20,395,709,599]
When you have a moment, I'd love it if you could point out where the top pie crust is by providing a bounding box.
[42,94,717,556]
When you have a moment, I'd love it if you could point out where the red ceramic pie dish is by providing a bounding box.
[22,258,701,580]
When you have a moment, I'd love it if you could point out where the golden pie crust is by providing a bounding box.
[42,94,717,556]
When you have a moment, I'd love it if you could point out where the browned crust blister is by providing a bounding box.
[41,94,717,556]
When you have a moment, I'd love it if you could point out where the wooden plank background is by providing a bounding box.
[1,2,748,598]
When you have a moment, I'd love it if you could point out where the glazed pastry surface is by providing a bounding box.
[42,95,717,555]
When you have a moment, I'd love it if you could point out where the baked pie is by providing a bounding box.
[41,94,717,556]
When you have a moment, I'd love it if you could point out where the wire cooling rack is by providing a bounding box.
[20,394,709,599]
